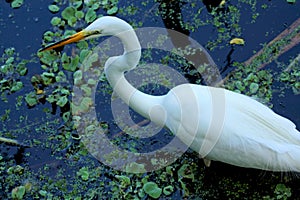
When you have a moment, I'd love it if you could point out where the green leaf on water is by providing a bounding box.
[75,11,85,19]
[16,61,28,76]
[63,55,79,72]
[115,175,131,187]
[39,190,48,197]
[80,84,92,96]
[25,92,38,107]
[62,111,70,123]
[77,167,89,181]
[11,0,23,9]
[61,6,76,20]
[143,182,162,199]
[79,49,90,62]
[51,17,62,26]
[10,81,23,93]
[11,186,25,199]
[41,72,55,85]
[177,164,194,180]
[85,9,97,23]
[107,6,118,15]
[163,185,174,196]
[249,82,259,94]
[48,5,60,13]
[77,41,89,50]
[74,70,83,85]
[56,96,68,107]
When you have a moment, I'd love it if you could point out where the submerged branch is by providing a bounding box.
[244,17,300,68]
[216,17,300,87]
[0,136,29,147]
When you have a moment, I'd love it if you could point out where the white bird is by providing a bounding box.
[40,16,300,172]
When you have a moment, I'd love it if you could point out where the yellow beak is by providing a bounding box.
[39,31,86,52]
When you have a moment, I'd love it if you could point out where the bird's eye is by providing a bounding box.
[94,30,101,35]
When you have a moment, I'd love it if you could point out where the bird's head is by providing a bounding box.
[39,16,132,52]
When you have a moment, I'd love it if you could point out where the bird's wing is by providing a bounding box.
[224,89,300,149]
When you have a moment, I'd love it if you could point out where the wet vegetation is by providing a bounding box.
[0,0,299,199]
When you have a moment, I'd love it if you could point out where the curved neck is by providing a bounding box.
[104,28,165,125]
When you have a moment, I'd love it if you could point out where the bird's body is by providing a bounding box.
[151,83,300,172]
[41,16,300,172]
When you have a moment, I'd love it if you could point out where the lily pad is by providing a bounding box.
[73,1,83,9]
[74,70,83,85]
[11,186,26,199]
[143,182,162,199]
[46,94,57,104]
[68,16,77,26]
[177,164,194,180]
[25,92,38,107]
[80,84,92,96]
[83,52,99,71]
[107,6,118,15]
[39,190,48,197]
[56,96,68,107]
[62,111,70,123]
[61,6,76,20]
[249,82,259,94]
[10,81,23,93]
[75,11,85,19]
[79,49,90,62]
[78,97,93,113]
[77,167,89,181]
[77,41,89,50]
[85,9,97,23]
[115,175,131,187]
[11,0,23,9]
[61,6,77,26]
[87,78,97,86]
[38,49,59,65]
[63,55,80,72]
[235,80,245,92]
[163,185,174,196]
[16,61,28,76]
[48,5,60,13]
[41,72,55,85]
[55,71,67,83]
[51,17,62,26]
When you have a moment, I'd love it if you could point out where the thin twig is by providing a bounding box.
[285,53,300,72]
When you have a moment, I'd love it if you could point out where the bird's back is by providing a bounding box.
[163,84,300,172]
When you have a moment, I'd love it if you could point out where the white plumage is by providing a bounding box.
[41,16,300,172]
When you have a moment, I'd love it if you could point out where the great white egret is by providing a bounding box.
[40,16,300,172]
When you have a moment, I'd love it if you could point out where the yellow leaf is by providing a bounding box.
[219,0,226,6]
[36,89,44,94]
[229,38,245,45]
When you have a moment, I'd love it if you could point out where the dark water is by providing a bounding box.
[0,0,300,199]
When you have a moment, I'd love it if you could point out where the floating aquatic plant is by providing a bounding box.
[48,4,60,13]
[11,0,24,9]
[143,181,162,199]
[0,48,28,101]
[230,38,245,45]
[11,185,26,200]
[1,0,299,199]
